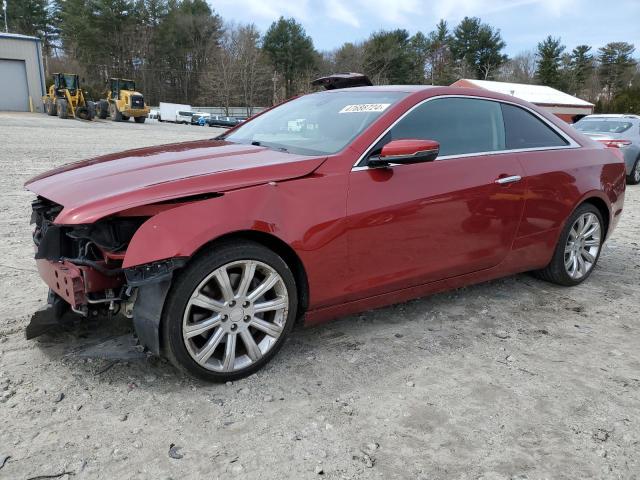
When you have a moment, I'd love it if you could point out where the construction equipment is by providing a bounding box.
[96,78,150,123]
[42,73,95,120]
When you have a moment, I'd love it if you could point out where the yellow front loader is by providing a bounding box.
[42,73,95,120]
[96,78,150,123]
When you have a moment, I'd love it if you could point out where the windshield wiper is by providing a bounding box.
[251,141,289,153]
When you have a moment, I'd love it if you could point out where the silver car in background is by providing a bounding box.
[574,114,640,184]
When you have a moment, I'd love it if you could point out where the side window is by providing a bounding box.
[501,103,568,149]
[386,98,506,157]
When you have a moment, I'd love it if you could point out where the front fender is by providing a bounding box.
[122,183,288,268]
[121,168,350,311]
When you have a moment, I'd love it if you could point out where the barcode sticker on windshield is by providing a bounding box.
[339,103,391,113]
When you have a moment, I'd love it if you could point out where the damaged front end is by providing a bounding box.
[28,196,184,351]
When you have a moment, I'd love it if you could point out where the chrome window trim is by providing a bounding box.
[351,94,581,170]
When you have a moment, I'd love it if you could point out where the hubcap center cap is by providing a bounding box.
[229,307,244,323]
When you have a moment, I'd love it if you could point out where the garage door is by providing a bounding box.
[0,59,29,111]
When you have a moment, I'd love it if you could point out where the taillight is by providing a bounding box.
[597,139,632,148]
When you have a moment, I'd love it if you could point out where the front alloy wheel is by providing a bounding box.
[162,241,298,381]
[183,260,289,372]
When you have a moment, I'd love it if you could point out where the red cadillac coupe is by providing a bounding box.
[25,85,626,381]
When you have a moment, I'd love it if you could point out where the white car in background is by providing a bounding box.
[176,110,195,125]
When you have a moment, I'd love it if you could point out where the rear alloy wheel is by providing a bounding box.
[628,158,640,185]
[162,241,297,381]
[534,204,603,286]
[563,212,601,280]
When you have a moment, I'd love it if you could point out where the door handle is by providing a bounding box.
[495,175,522,185]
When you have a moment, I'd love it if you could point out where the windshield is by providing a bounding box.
[225,90,407,155]
[575,119,633,134]
[120,79,136,91]
[62,74,78,90]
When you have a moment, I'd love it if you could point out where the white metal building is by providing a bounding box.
[0,32,46,112]
[452,79,594,122]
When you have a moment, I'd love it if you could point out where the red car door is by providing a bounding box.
[344,97,526,301]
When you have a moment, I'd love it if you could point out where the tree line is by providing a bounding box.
[6,0,640,113]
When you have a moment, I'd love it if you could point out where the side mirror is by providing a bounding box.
[368,139,440,168]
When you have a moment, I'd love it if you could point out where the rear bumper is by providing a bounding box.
[36,259,124,308]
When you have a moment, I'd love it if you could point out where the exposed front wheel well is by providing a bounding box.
[187,231,310,319]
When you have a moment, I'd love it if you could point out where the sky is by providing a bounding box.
[211,0,640,56]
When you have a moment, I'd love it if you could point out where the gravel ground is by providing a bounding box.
[0,112,639,480]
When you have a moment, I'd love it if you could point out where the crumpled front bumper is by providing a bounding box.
[36,259,124,308]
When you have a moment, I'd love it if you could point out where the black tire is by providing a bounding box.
[121,115,130,121]
[533,203,604,286]
[110,103,123,122]
[134,116,145,123]
[627,157,640,185]
[97,100,109,119]
[46,99,57,116]
[56,99,67,119]
[162,240,298,382]
[88,101,96,120]
[77,101,95,121]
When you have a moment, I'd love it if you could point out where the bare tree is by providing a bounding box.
[204,22,271,113]
[214,25,240,114]
[235,24,271,115]
[498,50,537,83]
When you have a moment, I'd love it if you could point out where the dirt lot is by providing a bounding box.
[0,112,639,480]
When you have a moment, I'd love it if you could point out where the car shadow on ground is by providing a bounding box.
[27,272,551,387]
[29,252,632,392]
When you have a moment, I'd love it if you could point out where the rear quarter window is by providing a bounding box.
[501,104,568,149]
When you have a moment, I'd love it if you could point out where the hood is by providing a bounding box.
[26,140,327,224]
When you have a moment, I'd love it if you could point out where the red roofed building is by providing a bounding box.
[451,79,594,123]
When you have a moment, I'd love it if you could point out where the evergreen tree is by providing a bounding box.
[363,29,415,84]
[450,17,506,80]
[408,31,429,84]
[535,36,565,89]
[424,20,455,85]
[262,17,317,98]
[5,0,48,36]
[568,45,593,96]
[598,42,636,101]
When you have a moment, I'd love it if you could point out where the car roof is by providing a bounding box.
[320,85,552,109]
[324,85,437,93]
[581,114,639,120]
[320,84,543,104]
